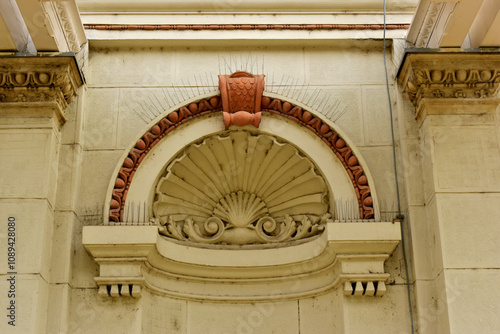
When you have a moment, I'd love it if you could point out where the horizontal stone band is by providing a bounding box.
[84,24,410,31]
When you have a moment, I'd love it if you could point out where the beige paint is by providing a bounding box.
[397,51,500,333]
[1,0,500,333]
[76,0,418,13]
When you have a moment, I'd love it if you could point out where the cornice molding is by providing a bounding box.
[413,2,445,48]
[83,24,410,31]
[0,56,83,122]
[406,0,461,48]
[76,0,418,14]
[398,52,500,118]
[55,1,88,52]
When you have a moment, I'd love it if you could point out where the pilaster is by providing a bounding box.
[0,55,83,334]
[398,51,500,334]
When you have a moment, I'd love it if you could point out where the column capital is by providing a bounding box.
[0,55,83,124]
[398,52,500,121]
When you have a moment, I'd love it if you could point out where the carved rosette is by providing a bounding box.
[152,131,331,245]
[398,53,500,109]
[219,71,264,128]
[0,57,83,113]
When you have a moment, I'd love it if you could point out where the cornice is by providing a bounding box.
[84,24,410,31]
[55,1,88,52]
[413,2,445,48]
[76,0,418,14]
[398,52,500,114]
[0,56,83,122]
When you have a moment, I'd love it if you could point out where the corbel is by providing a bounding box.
[328,222,401,297]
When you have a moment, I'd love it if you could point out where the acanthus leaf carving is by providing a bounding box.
[156,212,330,245]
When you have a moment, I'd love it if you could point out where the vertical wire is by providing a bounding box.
[383,1,415,333]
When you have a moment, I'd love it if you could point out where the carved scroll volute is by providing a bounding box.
[219,71,265,129]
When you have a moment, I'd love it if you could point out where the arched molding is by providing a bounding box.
[124,116,355,234]
[106,93,222,223]
[261,92,377,220]
[105,93,377,224]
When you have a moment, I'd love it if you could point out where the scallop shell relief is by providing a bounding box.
[153,131,332,245]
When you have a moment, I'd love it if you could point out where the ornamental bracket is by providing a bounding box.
[219,71,265,128]
[328,222,401,297]
[82,226,158,298]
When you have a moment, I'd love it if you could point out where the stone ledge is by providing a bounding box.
[83,222,400,300]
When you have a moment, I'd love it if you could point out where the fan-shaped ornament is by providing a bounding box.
[152,131,332,245]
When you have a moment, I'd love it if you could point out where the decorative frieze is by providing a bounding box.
[54,1,87,52]
[414,2,446,48]
[84,24,410,31]
[0,56,83,121]
[398,53,500,111]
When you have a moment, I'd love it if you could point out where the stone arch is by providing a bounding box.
[107,94,375,223]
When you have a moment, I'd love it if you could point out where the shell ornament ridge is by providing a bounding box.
[152,131,332,245]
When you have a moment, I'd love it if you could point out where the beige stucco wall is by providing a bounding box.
[55,41,411,333]
[2,0,500,332]
[396,52,500,333]
[3,37,499,334]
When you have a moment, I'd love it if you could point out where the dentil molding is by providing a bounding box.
[0,56,83,123]
[398,52,500,119]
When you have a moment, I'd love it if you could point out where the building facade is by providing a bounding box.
[1,0,499,333]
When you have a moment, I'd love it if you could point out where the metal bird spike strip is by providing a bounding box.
[105,197,391,226]
[127,54,348,126]
[108,201,153,226]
